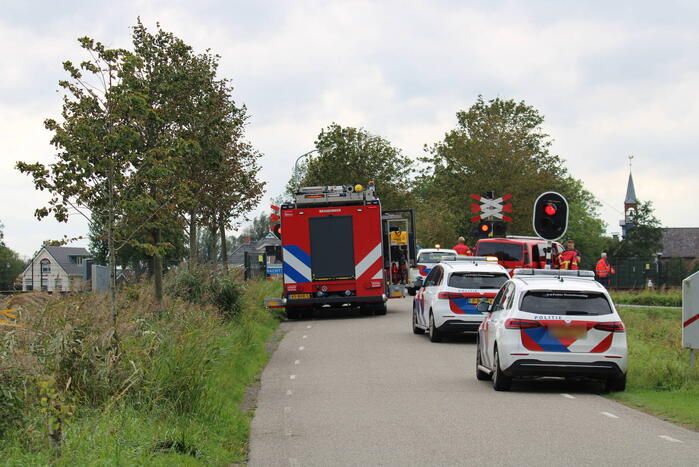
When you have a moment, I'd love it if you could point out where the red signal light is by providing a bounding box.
[544,204,557,216]
[481,223,490,232]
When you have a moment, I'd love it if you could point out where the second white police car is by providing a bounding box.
[475,269,628,392]
[413,257,509,342]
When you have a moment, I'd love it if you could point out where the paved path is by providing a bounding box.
[249,298,699,466]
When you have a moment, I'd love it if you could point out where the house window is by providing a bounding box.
[40,259,51,274]
[55,277,63,292]
[25,278,33,291]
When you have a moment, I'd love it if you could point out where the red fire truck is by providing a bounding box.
[278,183,415,319]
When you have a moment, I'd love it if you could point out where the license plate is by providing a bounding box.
[550,326,587,339]
[289,293,311,300]
[469,298,494,304]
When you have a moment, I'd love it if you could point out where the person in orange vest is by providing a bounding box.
[453,236,472,256]
[595,252,615,288]
[558,239,581,270]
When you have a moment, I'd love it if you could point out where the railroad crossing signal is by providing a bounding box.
[470,192,512,239]
[470,193,513,223]
[532,192,568,240]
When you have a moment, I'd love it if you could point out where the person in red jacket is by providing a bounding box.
[453,237,472,256]
[595,252,615,288]
[558,239,581,270]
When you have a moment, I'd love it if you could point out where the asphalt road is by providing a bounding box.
[249,298,699,466]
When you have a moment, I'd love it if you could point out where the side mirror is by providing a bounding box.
[414,277,424,288]
[477,301,491,313]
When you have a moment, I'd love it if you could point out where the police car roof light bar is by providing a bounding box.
[512,268,595,278]
[441,256,498,263]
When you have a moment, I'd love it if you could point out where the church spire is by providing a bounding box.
[624,172,638,206]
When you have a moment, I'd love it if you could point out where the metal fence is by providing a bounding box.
[244,251,267,280]
[608,257,698,289]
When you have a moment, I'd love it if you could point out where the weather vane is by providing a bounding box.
[628,154,634,170]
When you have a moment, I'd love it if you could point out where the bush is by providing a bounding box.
[165,265,244,319]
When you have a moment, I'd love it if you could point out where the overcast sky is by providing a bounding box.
[2,0,698,258]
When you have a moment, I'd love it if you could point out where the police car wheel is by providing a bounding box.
[428,313,442,342]
[413,306,425,334]
[407,287,416,296]
[476,345,491,381]
[492,348,512,391]
[606,374,626,392]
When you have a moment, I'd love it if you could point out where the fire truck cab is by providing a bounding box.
[280,184,415,319]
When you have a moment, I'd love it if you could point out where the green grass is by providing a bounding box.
[610,305,699,429]
[610,289,682,307]
[0,278,281,466]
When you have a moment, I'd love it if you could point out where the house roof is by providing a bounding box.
[625,173,638,205]
[228,243,259,267]
[661,228,699,258]
[228,234,281,266]
[44,246,90,275]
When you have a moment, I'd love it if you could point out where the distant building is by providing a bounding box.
[661,228,699,267]
[21,246,90,292]
[228,233,281,267]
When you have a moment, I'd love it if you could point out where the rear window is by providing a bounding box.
[448,272,508,290]
[418,252,455,263]
[520,291,612,316]
[477,242,522,262]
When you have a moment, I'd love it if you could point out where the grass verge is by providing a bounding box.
[610,305,699,430]
[1,273,281,466]
[610,289,682,307]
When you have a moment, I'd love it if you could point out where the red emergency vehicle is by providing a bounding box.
[475,236,564,274]
[279,184,415,319]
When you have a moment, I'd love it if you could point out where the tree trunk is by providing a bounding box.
[153,229,163,313]
[209,223,218,264]
[219,213,228,272]
[188,210,198,265]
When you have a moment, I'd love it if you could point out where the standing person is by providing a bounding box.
[453,236,472,256]
[595,252,615,288]
[558,239,581,270]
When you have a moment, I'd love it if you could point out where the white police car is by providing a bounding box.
[476,269,628,392]
[407,248,458,296]
[413,257,509,342]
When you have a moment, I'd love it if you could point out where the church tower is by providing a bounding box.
[620,162,638,238]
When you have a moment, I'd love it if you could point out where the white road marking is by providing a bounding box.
[561,393,575,399]
[600,411,619,419]
[306,325,312,329]
[284,406,292,414]
[302,335,308,339]
[286,389,293,395]
[659,435,682,443]
[290,375,296,380]
[298,346,304,351]
[294,359,300,364]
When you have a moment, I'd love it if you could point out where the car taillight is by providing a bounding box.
[437,292,464,299]
[505,318,541,329]
[594,321,625,332]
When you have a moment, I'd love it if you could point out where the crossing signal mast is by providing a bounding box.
[532,191,569,269]
[270,205,282,239]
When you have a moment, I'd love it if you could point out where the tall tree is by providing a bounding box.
[291,123,414,210]
[609,200,663,258]
[17,37,143,340]
[418,96,606,263]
